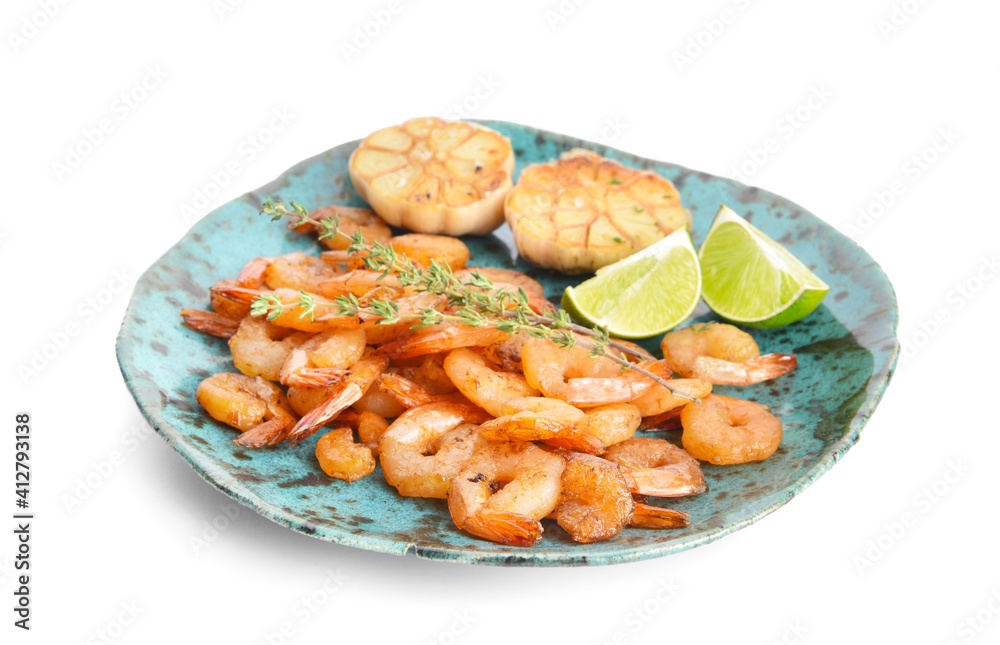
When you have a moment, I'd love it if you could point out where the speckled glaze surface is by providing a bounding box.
[115,120,899,566]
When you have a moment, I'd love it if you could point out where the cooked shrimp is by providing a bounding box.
[212,286,362,332]
[317,270,405,300]
[351,377,408,418]
[521,338,670,408]
[576,403,641,447]
[448,442,565,547]
[279,329,366,388]
[631,378,713,417]
[376,324,505,359]
[229,316,310,382]
[454,266,553,315]
[286,355,389,444]
[315,427,376,482]
[483,330,532,372]
[181,309,240,338]
[356,411,390,455]
[324,233,470,272]
[196,372,297,448]
[477,411,605,454]
[379,402,492,498]
[455,267,545,298]
[492,397,603,454]
[552,452,634,543]
[680,394,783,465]
[443,348,539,416]
[661,322,797,385]
[206,257,271,319]
[409,353,456,394]
[295,205,392,251]
[261,251,344,293]
[604,437,707,497]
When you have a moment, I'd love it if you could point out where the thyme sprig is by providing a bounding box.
[256,198,694,400]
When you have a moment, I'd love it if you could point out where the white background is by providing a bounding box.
[3,1,999,643]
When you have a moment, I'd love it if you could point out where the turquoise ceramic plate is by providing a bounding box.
[116,120,899,566]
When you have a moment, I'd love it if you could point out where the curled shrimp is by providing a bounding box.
[478,397,604,454]
[378,402,492,498]
[443,348,539,417]
[196,372,297,448]
[229,316,310,382]
[448,442,565,547]
[576,403,641,447]
[521,338,670,408]
[181,309,241,338]
[552,452,634,543]
[294,205,392,251]
[324,233,470,272]
[661,322,797,386]
[260,251,345,293]
[376,324,505,359]
[604,437,707,497]
[680,394,783,465]
[205,256,271,319]
[212,286,362,332]
[454,266,554,315]
[315,427,376,482]
[631,378,713,417]
[482,330,532,372]
[279,329,366,388]
[286,355,389,444]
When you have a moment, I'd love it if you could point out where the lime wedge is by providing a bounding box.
[699,205,829,328]
[562,228,701,339]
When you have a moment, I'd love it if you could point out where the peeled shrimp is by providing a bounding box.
[229,316,309,382]
[661,322,797,386]
[323,233,470,272]
[213,286,362,332]
[477,397,604,454]
[279,329,366,388]
[443,348,539,416]
[448,442,565,547]
[261,251,344,293]
[631,378,713,417]
[315,427,376,482]
[294,205,392,251]
[483,330,532,372]
[552,452,634,543]
[521,338,670,408]
[604,437,707,497]
[196,372,297,448]
[379,402,492,498]
[377,324,505,359]
[286,356,389,444]
[575,403,641,447]
[680,394,783,465]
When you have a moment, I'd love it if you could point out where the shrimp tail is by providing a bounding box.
[233,417,293,448]
[463,510,543,547]
[180,309,241,338]
[621,467,708,498]
[641,407,683,432]
[236,257,273,288]
[281,368,348,389]
[692,353,797,386]
[210,285,260,306]
[544,433,606,456]
[377,372,434,409]
[287,383,365,445]
[629,503,690,529]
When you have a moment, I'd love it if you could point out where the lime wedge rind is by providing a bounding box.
[699,205,829,328]
[562,228,702,339]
